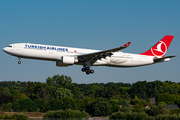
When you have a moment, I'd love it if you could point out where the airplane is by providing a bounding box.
[3,35,176,75]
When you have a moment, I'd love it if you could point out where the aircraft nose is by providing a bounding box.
[3,47,6,52]
[3,47,8,52]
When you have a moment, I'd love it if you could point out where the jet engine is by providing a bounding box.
[62,56,76,64]
[56,56,77,67]
[56,61,69,67]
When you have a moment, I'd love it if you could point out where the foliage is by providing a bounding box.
[0,115,3,119]
[118,87,130,95]
[147,104,170,116]
[121,106,132,113]
[124,92,131,101]
[156,93,180,104]
[55,88,73,99]
[24,82,46,100]
[43,109,89,118]
[109,111,150,120]
[2,75,180,118]
[122,100,130,107]
[129,80,162,99]
[2,103,13,112]
[46,75,73,89]
[0,87,11,96]
[34,98,46,112]
[134,100,144,109]
[89,97,111,116]
[4,113,29,120]
[170,109,180,115]
[0,94,14,104]
[4,114,13,119]
[12,113,29,120]
[10,89,20,96]
[155,114,179,120]
[12,98,38,112]
[107,85,119,99]
[14,93,29,100]
[111,102,120,113]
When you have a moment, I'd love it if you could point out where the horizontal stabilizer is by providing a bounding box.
[153,55,176,62]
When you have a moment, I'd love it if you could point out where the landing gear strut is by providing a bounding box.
[81,66,94,75]
[18,58,21,64]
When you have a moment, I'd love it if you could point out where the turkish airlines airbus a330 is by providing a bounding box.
[3,35,176,75]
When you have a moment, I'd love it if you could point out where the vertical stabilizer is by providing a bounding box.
[140,35,174,57]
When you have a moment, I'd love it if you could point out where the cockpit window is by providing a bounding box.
[7,45,12,47]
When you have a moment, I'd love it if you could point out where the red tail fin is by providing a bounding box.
[140,35,174,57]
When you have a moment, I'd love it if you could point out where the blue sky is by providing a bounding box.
[0,0,180,84]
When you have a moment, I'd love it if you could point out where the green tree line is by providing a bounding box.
[0,74,180,118]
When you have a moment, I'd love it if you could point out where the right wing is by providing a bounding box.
[78,42,131,62]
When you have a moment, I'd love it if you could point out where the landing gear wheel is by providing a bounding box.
[90,70,94,74]
[86,70,91,75]
[81,65,95,75]
[18,61,21,64]
[81,68,86,72]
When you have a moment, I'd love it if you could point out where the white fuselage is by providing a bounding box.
[3,43,158,67]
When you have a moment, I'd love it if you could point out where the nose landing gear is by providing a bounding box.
[18,58,21,64]
[81,66,94,75]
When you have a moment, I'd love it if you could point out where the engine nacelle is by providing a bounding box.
[56,61,69,67]
[62,56,75,64]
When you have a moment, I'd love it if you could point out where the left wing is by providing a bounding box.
[78,42,131,62]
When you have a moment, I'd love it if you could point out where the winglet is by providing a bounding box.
[123,42,131,47]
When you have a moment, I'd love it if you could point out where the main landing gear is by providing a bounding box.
[81,66,94,75]
[18,58,21,64]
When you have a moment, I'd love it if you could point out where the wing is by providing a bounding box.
[78,42,131,62]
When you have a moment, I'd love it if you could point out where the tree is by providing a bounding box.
[159,82,170,93]
[89,97,111,116]
[169,83,180,94]
[111,102,120,112]
[88,85,101,98]
[61,97,78,110]
[48,99,63,111]
[0,94,14,104]
[34,98,46,112]
[156,93,180,104]
[12,98,38,112]
[129,81,148,99]
[14,93,29,100]
[107,85,119,99]
[2,103,12,112]
[55,88,73,99]
[47,75,73,89]
[10,89,20,96]
[134,95,138,99]
[121,106,132,113]
[147,104,169,116]
[134,101,144,109]
[119,87,130,95]
[124,93,131,101]
[152,87,159,98]
[0,87,11,96]
[122,100,130,107]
